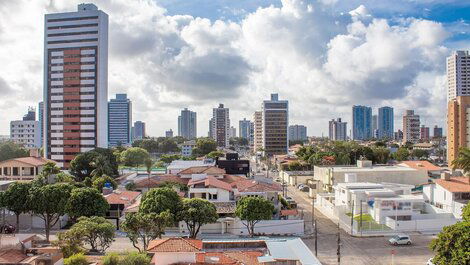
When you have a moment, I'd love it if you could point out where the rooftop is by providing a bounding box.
[188,176,233,191]
[435,177,470,193]
[167,160,215,170]
[147,238,203,252]
[232,179,282,193]
[104,190,141,205]
[316,165,418,172]
[399,161,442,171]
[0,156,55,167]
[179,166,226,175]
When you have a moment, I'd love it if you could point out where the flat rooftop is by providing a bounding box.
[317,165,418,172]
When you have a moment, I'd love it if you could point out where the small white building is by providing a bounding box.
[423,174,470,219]
[10,120,41,148]
[180,140,196,157]
[279,170,314,186]
[187,175,234,202]
[167,159,214,174]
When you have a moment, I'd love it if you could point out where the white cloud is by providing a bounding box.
[0,0,452,137]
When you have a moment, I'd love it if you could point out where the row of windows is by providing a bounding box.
[47,23,98,30]
[50,61,95,66]
[47,30,98,37]
[50,99,95,103]
[50,92,95,96]
[51,122,95,126]
[50,129,95,133]
[51,54,95,59]
[50,137,95,140]
[47,16,99,23]
[50,69,95,74]
[50,77,95,81]
[47,38,98,45]
[50,107,95,111]
[50,84,95,88]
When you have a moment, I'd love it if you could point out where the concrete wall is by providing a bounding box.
[153,252,195,265]
[227,219,304,236]
[385,216,458,232]
[2,212,68,230]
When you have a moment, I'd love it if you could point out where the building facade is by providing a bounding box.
[378,106,394,139]
[108,94,132,147]
[420,125,430,141]
[165,129,173,138]
[229,126,236,139]
[288,125,307,142]
[329,118,347,141]
[178,108,197,139]
[38,102,44,147]
[239,118,251,140]
[132,121,146,140]
[44,4,108,168]
[352,105,372,140]
[262,94,289,155]
[402,110,420,143]
[253,111,263,152]
[433,126,443,138]
[447,50,470,101]
[210,104,230,148]
[447,96,470,165]
[10,109,41,149]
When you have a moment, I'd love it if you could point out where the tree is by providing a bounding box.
[158,138,180,153]
[70,148,119,181]
[103,253,120,265]
[180,198,218,238]
[206,151,224,159]
[121,147,150,170]
[139,188,182,222]
[452,148,470,185]
[393,147,410,161]
[40,162,61,179]
[68,216,115,253]
[463,201,470,222]
[120,252,151,265]
[192,138,217,156]
[64,253,88,265]
[121,212,172,252]
[28,183,74,241]
[92,175,118,191]
[54,230,85,258]
[159,154,181,164]
[235,197,274,237]
[138,139,159,153]
[411,149,429,160]
[56,172,75,183]
[429,221,470,265]
[66,187,109,221]
[0,141,29,162]
[90,154,114,179]
[372,147,390,164]
[3,182,31,231]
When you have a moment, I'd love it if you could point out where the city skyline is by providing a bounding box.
[0,1,469,137]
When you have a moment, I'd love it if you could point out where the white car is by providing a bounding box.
[426,258,435,265]
[388,234,412,246]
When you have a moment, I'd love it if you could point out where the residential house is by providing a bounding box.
[167,160,215,175]
[423,173,470,219]
[178,166,226,179]
[0,154,57,181]
[133,174,188,193]
[398,160,443,178]
[188,175,234,201]
[104,189,141,229]
[180,140,196,157]
[0,235,63,265]
[279,170,314,186]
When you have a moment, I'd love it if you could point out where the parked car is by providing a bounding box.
[426,258,435,265]
[275,178,282,182]
[297,184,305,189]
[388,234,412,246]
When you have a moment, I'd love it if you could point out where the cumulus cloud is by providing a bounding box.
[0,0,453,136]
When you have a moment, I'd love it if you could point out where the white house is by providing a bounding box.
[279,170,314,186]
[187,175,234,202]
[423,174,470,219]
[166,160,215,174]
[178,166,225,179]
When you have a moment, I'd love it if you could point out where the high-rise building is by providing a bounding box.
[253,111,263,152]
[210,104,230,148]
[403,110,420,143]
[229,126,237,139]
[447,51,470,101]
[420,125,430,141]
[44,4,108,168]
[447,96,470,165]
[433,126,443,138]
[10,108,41,148]
[108,94,132,147]
[288,125,307,142]
[378,106,394,139]
[38,102,44,147]
[239,118,251,139]
[249,122,254,147]
[132,121,146,140]
[352,105,372,140]
[372,115,378,131]
[329,118,347,141]
[165,129,173,138]
[262,94,288,155]
[178,108,197,139]
[394,130,404,141]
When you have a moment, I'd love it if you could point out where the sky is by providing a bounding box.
[0,0,469,137]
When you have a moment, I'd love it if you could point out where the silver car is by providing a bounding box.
[388,234,412,246]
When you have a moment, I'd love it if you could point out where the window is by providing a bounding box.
[213,194,218,200]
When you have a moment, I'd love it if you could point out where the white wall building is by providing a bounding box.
[10,120,41,148]
[447,50,470,101]
[180,140,196,157]
[44,3,108,168]
[402,110,420,143]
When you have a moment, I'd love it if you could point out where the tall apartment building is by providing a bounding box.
[329,118,347,141]
[262,94,289,155]
[433,126,443,138]
[229,126,237,139]
[108,94,132,147]
[378,106,394,139]
[10,108,41,148]
[447,51,470,101]
[402,110,420,143]
[178,108,197,139]
[288,125,307,141]
[239,118,251,139]
[165,129,173,138]
[352,105,372,140]
[394,130,403,141]
[420,125,430,141]
[132,121,146,140]
[210,104,230,148]
[447,51,470,166]
[253,111,263,152]
[38,102,44,147]
[44,4,108,168]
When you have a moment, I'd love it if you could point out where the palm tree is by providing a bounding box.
[451,147,470,184]
[90,154,113,179]
[144,158,153,190]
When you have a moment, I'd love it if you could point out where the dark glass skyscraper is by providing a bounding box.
[378,106,394,139]
[108,94,132,146]
[352,105,372,140]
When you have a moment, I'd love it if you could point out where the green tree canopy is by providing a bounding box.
[180,198,219,238]
[92,175,118,191]
[28,183,74,241]
[3,182,31,230]
[206,151,225,159]
[452,148,470,186]
[120,252,151,265]
[70,148,119,181]
[66,187,109,221]
[139,188,182,222]
[64,253,88,265]
[192,138,217,156]
[0,141,29,162]
[121,211,172,252]
[67,216,115,253]
[393,147,410,161]
[121,147,150,168]
[235,197,274,237]
[159,154,182,164]
[430,220,470,265]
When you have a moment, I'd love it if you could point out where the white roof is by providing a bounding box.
[262,238,322,265]
[167,160,214,170]
[376,194,424,202]
[336,182,384,189]
[320,165,417,173]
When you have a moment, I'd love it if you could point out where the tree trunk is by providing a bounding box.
[15,214,20,233]
[44,218,50,242]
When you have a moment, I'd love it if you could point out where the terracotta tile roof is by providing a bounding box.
[0,249,27,264]
[280,209,299,216]
[232,179,282,193]
[399,161,442,171]
[179,166,226,175]
[133,175,188,189]
[0,156,55,167]
[188,176,233,191]
[222,174,247,184]
[147,238,203,252]
[435,177,470,193]
[104,190,141,205]
[196,252,238,264]
[225,251,263,265]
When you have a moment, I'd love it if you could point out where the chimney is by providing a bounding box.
[441,172,451,181]
[29,149,40,158]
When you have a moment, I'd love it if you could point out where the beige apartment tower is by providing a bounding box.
[253,111,263,152]
[402,110,420,143]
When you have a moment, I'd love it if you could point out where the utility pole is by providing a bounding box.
[360,200,363,237]
[314,219,318,256]
[350,200,354,235]
[337,221,341,264]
